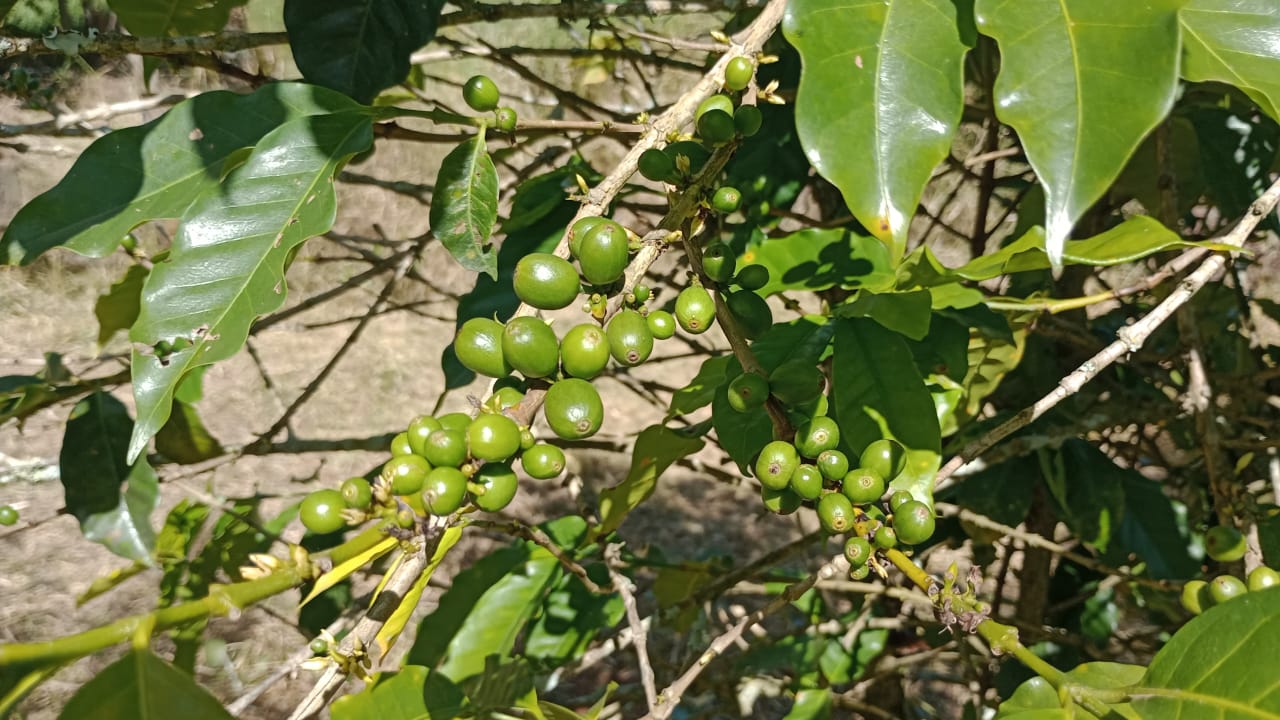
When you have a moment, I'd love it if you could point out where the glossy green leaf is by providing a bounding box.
[832,318,941,501]
[283,0,447,104]
[667,354,733,419]
[154,399,224,464]
[1134,587,1280,717]
[975,0,1183,266]
[1181,0,1280,121]
[127,109,373,463]
[524,564,624,664]
[957,217,1218,283]
[597,425,705,537]
[742,228,894,298]
[751,315,836,370]
[997,663,1143,718]
[431,134,499,279]
[435,549,559,682]
[94,263,148,347]
[60,392,158,563]
[108,0,245,35]
[330,665,465,720]
[784,0,966,259]
[836,290,932,341]
[2,83,360,265]
[408,518,586,680]
[711,370,775,473]
[784,689,833,720]
[58,650,233,720]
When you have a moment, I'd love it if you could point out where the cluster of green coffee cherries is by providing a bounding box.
[297,395,565,535]
[754,421,935,578]
[1179,524,1279,614]
[461,74,518,132]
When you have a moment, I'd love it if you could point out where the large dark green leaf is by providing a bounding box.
[58,650,233,720]
[284,0,447,103]
[2,84,359,265]
[1180,0,1280,121]
[835,290,932,341]
[94,263,148,347]
[155,399,224,464]
[784,0,966,260]
[1133,587,1280,717]
[330,666,465,720]
[108,0,245,35]
[60,392,158,563]
[524,565,624,665]
[126,109,373,463]
[1190,106,1280,230]
[1106,473,1196,581]
[597,425,705,537]
[431,135,499,279]
[975,0,1183,266]
[1043,442,1125,552]
[831,318,941,500]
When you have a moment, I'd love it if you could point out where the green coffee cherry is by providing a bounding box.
[606,309,654,366]
[755,440,800,491]
[844,536,872,566]
[789,464,824,500]
[795,416,840,458]
[647,310,677,340]
[818,493,856,535]
[841,467,886,506]
[1181,579,1207,615]
[727,372,770,413]
[675,285,716,334]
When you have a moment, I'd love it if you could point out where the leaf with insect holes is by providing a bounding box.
[432,135,500,279]
[127,110,373,463]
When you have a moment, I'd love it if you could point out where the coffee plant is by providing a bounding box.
[2,0,1280,717]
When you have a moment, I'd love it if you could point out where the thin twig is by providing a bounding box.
[642,556,850,720]
[474,519,610,594]
[935,175,1280,487]
[605,543,657,713]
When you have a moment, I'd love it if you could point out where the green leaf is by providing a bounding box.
[154,399,224,464]
[1190,106,1280,230]
[2,83,360,265]
[431,134,499,279]
[951,454,1036,528]
[667,354,733,419]
[1106,473,1197,581]
[330,665,465,720]
[108,0,245,35]
[784,688,833,720]
[596,425,705,537]
[524,564,624,664]
[750,315,836,370]
[975,0,1184,266]
[1134,587,1280,717]
[743,229,895,298]
[711,360,774,473]
[997,663,1143,718]
[1180,0,1280,121]
[407,518,586,680]
[836,290,932,341]
[60,392,158,563]
[127,108,373,463]
[1043,441,1125,553]
[500,157,595,233]
[94,263,148,347]
[58,649,233,720]
[283,0,447,104]
[435,549,559,682]
[784,0,966,259]
[831,318,942,501]
[955,218,1217,283]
